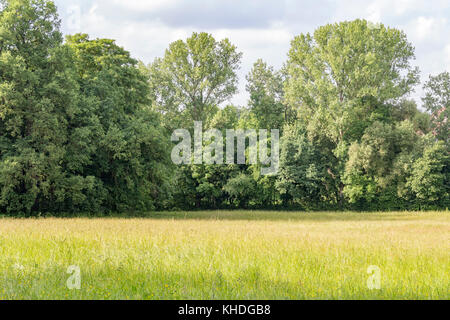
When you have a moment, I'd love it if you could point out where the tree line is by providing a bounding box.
[0,0,448,215]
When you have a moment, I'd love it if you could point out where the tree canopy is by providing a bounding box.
[0,0,171,214]
[148,32,242,129]
[0,0,448,215]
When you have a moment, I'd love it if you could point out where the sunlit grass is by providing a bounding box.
[0,211,448,300]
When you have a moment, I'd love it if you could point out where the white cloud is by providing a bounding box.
[366,8,380,23]
[110,0,176,12]
[445,44,450,71]
[413,16,447,41]
[416,17,436,39]
[55,0,450,107]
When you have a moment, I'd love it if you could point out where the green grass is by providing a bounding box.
[0,211,448,300]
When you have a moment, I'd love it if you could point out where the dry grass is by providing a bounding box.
[0,211,448,300]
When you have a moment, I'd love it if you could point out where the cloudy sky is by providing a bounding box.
[54,0,450,107]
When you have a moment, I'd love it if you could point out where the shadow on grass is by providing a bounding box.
[1,210,446,222]
[133,210,445,222]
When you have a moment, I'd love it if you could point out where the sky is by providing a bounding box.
[54,0,450,108]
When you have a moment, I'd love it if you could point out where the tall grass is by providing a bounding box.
[0,211,448,300]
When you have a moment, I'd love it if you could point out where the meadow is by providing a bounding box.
[0,211,448,300]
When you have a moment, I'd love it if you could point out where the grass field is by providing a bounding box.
[0,211,448,300]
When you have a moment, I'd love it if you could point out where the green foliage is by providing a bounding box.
[0,4,448,214]
[280,19,425,210]
[0,0,79,214]
[391,99,432,134]
[224,173,256,208]
[276,123,335,209]
[148,32,242,129]
[407,141,449,207]
[209,105,240,131]
[0,1,172,215]
[66,34,172,212]
[246,59,289,130]
[423,72,449,147]
[343,121,410,207]
[285,19,419,146]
